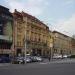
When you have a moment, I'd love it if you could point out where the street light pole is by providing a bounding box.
[50,39,53,60]
[24,17,27,64]
[47,23,53,60]
[50,30,53,60]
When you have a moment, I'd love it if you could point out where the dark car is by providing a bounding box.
[0,58,3,63]
[0,56,11,63]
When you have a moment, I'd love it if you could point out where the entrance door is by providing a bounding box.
[32,49,36,56]
[37,50,41,56]
[16,49,22,56]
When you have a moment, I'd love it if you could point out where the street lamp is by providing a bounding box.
[50,38,53,60]
[24,17,27,64]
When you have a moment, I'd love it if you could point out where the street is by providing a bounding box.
[0,59,75,75]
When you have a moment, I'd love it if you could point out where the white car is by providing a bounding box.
[63,55,68,58]
[35,56,43,62]
[53,54,62,59]
[16,57,24,64]
[31,56,43,62]
[24,57,32,63]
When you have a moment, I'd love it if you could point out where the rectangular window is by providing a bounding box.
[0,26,3,35]
[0,24,2,26]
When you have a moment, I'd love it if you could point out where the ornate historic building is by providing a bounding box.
[0,5,75,59]
[0,6,75,58]
[0,5,13,57]
[52,31,72,56]
[12,10,50,57]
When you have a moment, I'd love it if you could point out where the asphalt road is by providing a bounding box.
[0,59,75,75]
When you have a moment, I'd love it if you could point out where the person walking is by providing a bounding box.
[48,56,51,62]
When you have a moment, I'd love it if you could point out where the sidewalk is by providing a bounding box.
[0,58,75,66]
[42,58,75,63]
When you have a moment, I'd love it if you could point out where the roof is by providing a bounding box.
[52,31,70,38]
[13,9,49,29]
[21,11,48,28]
[0,5,9,11]
[0,5,13,18]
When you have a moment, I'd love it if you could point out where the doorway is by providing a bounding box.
[16,49,22,56]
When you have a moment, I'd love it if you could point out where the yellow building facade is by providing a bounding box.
[52,31,72,56]
[13,10,50,57]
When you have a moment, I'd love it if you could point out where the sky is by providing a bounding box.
[0,0,75,36]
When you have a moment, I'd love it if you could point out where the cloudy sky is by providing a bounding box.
[0,0,75,36]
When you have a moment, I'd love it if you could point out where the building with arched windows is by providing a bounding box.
[52,31,73,56]
[12,10,50,57]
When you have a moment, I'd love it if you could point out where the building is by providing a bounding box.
[12,10,50,57]
[0,5,13,57]
[71,38,75,55]
[52,31,72,56]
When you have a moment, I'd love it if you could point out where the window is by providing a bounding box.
[0,26,3,35]
[0,24,2,26]
[54,49,57,53]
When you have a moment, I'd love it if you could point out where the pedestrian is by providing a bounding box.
[48,56,51,62]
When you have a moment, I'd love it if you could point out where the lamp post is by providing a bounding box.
[50,30,53,60]
[24,17,27,64]
[47,23,53,60]
[50,40,53,60]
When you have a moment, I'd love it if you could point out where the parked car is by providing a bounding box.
[13,56,32,64]
[0,57,11,63]
[53,54,62,59]
[35,56,43,62]
[30,56,38,62]
[68,55,75,58]
[0,57,3,63]
[16,57,24,64]
[30,56,43,62]
[63,55,68,58]
[24,57,32,63]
